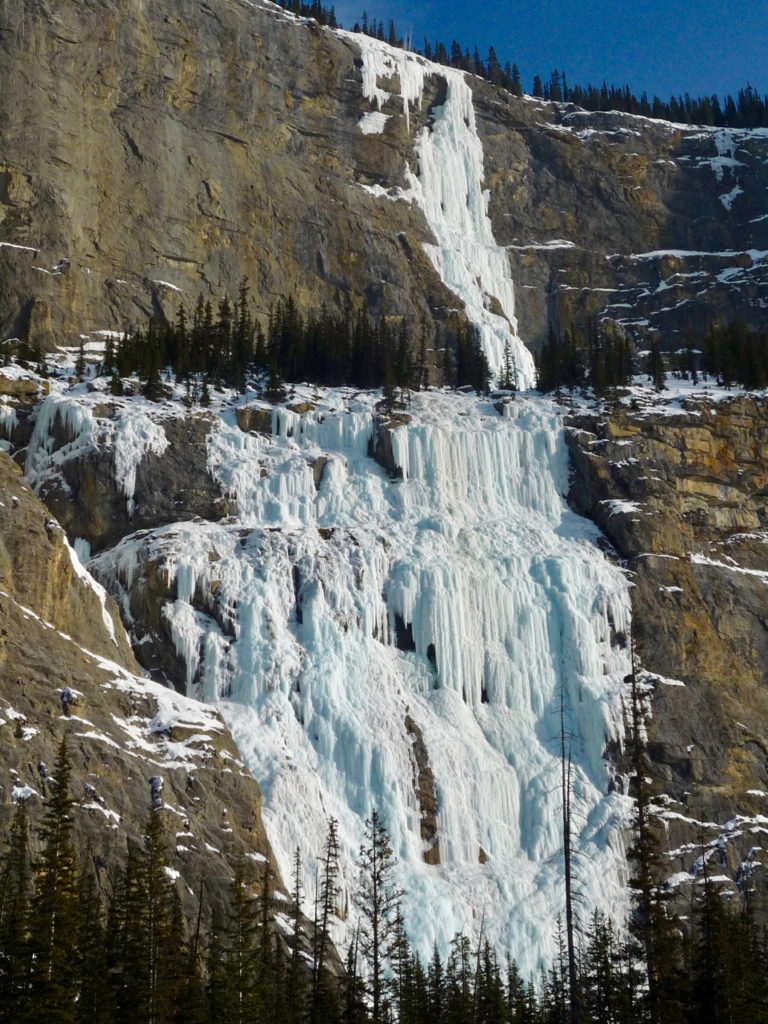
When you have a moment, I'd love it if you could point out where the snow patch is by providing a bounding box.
[358,111,390,135]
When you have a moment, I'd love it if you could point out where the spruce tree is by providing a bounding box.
[356,810,405,1024]
[0,799,31,1023]
[287,849,306,1024]
[224,858,260,1024]
[647,338,666,391]
[27,737,80,1024]
[75,339,86,379]
[311,819,340,1024]
[427,942,445,1024]
[75,866,113,1024]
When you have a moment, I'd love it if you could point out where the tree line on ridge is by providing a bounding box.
[269,0,768,129]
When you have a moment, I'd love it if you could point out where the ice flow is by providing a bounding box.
[350,34,536,389]
[93,390,633,975]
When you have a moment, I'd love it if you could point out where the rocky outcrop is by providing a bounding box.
[0,446,284,920]
[28,399,235,552]
[370,407,411,477]
[0,368,49,453]
[567,394,768,913]
[404,714,440,865]
[0,449,135,666]
[236,405,275,436]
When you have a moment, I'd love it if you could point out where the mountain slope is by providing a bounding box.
[2,0,768,979]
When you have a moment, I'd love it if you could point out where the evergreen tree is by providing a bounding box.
[356,810,405,1024]
[223,858,260,1024]
[427,941,445,1024]
[143,800,174,1024]
[143,364,164,402]
[342,926,367,1024]
[647,338,666,391]
[27,737,80,1024]
[287,849,307,1024]
[74,339,86,379]
[75,866,113,1024]
[311,819,341,1024]
[0,799,31,1023]
[103,334,116,375]
[500,340,517,391]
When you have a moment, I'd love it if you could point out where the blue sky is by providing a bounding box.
[332,0,768,100]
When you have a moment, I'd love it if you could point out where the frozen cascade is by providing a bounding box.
[93,390,633,975]
[349,34,536,388]
[26,392,171,515]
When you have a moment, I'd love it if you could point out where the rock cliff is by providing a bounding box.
[0,445,283,920]
[0,0,457,350]
[1,0,767,359]
[567,392,768,914]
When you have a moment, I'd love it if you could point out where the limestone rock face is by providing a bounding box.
[476,93,768,351]
[567,396,768,913]
[0,450,135,666]
[2,1,766,361]
[0,446,282,918]
[0,0,455,350]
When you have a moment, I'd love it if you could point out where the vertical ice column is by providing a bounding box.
[352,35,535,387]
[410,70,536,387]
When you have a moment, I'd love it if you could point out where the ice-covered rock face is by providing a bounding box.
[93,388,632,974]
[348,34,536,388]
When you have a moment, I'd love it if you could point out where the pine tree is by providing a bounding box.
[287,849,307,1024]
[75,866,113,1024]
[110,843,150,1022]
[647,338,666,391]
[342,926,367,1024]
[356,810,405,1024]
[224,858,260,1024]
[500,340,517,391]
[103,334,116,375]
[0,798,31,1023]
[204,923,228,1024]
[27,737,80,1024]
[143,365,164,402]
[427,942,445,1024]
[626,634,685,1024]
[142,800,174,1024]
[311,819,340,1024]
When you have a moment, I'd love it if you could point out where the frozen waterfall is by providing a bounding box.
[93,389,633,975]
[349,34,536,389]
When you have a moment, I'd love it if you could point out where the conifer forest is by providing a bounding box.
[2,735,768,1024]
